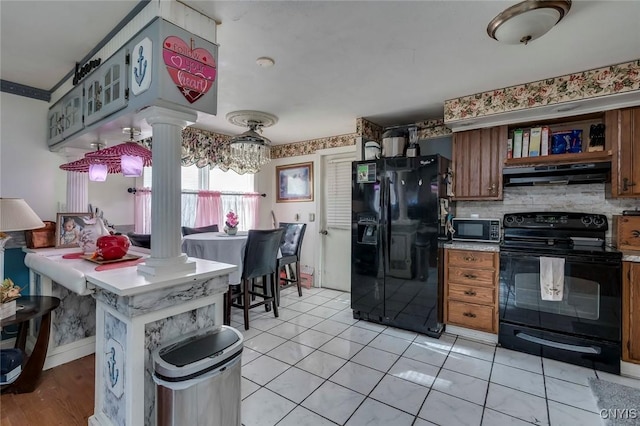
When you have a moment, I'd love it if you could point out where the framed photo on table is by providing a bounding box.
[276,162,314,202]
[55,213,93,248]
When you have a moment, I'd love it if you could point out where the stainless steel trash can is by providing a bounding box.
[153,325,243,426]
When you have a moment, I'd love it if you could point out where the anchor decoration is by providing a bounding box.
[130,37,152,96]
[134,45,147,87]
[105,338,124,398]
[107,346,119,388]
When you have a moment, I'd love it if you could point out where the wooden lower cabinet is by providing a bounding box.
[622,261,640,363]
[444,249,499,333]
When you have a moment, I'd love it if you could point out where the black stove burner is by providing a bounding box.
[501,212,621,260]
[500,239,622,260]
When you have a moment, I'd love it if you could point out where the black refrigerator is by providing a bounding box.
[351,155,451,337]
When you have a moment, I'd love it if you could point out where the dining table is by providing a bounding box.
[181,232,249,285]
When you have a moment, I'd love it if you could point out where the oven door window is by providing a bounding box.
[499,253,620,341]
[513,273,599,320]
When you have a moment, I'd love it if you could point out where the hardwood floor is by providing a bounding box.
[1,354,95,426]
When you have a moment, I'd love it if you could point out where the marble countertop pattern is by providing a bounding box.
[622,251,640,262]
[443,241,501,252]
[24,247,236,297]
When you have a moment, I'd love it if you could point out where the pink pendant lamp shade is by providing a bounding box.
[59,157,120,173]
[59,142,152,179]
[85,142,152,167]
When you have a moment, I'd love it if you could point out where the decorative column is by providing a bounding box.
[67,171,88,212]
[60,148,89,212]
[136,106,196,275]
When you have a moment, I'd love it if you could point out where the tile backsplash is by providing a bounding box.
[455,184,639,245]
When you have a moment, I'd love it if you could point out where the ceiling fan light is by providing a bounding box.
[487,0,571,45]
[89,164,108,181]
[121,155,144,177]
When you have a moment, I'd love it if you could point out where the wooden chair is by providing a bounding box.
[181,224,219,235]
[224,228,284,330]
[277,223,307,305]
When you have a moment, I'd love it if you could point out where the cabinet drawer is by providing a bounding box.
[447,301,495,333]
[448,283,494,305]
[447,267,495,287]
[448,250,496,269]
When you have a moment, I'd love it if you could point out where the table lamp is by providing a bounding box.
[0,198,45,280]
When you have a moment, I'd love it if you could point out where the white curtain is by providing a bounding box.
[181,192,198,227]
[133,188,152,233]
[220,193,260,231]
[135,189,259,232]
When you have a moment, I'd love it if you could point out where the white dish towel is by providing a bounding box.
[540,257,565,301]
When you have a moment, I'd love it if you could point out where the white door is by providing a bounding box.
[319,153,354,291]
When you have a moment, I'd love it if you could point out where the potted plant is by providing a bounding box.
[224,211,239,235]
[0,278,21,319]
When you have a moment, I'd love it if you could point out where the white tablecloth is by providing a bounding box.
[181,232,248,285]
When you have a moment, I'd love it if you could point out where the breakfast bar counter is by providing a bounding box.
[23,247,237,426]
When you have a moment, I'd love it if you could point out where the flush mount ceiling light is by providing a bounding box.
[256,57,275,68]
[487,0,571,45]
[226,110,278,174]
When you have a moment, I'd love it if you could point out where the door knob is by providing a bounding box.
[319,230,328,235]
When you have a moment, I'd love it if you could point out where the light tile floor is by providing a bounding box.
[231,287,640,426]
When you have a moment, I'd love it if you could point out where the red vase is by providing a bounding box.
[96,235,131,260]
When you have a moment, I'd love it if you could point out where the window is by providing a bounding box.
[209,167,253,192]
[138,165,257,229]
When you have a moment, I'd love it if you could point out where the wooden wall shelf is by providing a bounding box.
[504,150,612,167]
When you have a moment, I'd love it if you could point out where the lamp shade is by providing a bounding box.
[85,142,152,167]
[487,0,571,45]
[89,164,108,181]
[121,155,144,177]
[0,198,45,232]
[60,157,120,173]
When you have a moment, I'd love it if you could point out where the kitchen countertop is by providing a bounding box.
[24,247,236,296]
[622,250,640,262]
[442,241,501,252]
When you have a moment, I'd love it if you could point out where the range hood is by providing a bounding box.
[503,161,611,186]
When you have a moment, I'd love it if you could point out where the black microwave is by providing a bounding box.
[452,218,501,243]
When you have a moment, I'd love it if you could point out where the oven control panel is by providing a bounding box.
[503,212,608,230]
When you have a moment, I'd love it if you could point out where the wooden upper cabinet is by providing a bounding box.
[609,107,640,198]
[452,126,507,200]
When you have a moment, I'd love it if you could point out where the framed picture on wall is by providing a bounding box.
[276,162,314,203]
[55,213,94,248]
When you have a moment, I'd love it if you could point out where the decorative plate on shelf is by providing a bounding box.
[81,254,141,265]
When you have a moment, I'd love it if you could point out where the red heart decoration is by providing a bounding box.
[163,36,216,104]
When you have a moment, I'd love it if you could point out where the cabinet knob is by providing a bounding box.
[463,274,477,280]
[463,312,477,318]
[464,290,477,296]
[623,178,636,192]
[487,183,497,194]
[463,257,476,262]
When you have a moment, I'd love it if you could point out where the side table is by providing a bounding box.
[1,295,60,393]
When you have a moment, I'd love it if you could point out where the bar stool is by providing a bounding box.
[225,228,284,330]
[277,222,307,305]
